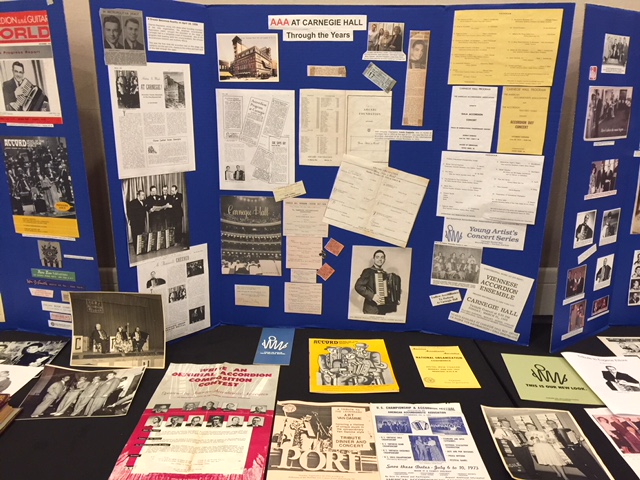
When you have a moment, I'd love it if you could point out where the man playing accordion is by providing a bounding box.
[354,249,401,315]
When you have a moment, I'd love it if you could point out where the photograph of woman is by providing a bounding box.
[524,423,569,480]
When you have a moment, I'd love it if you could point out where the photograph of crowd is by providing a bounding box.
[221,196,282,276]
[122,172,189,266]
[19,365,144,419]
[3,136,76,221]
[584,86,632,141]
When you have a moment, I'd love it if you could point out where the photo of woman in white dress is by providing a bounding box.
[524,423,569,480]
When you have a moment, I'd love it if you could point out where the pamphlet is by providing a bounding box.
[108,363,280,480]
[502,354,602,405]
[410,346,480,388]
[309,338,398,393]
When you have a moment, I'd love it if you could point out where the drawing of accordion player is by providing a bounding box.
[354,249,401,315]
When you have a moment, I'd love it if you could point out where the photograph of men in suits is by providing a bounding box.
[603,365,640,391]
[90,323,110,354]
[596,256,613,284]
[145,185,162,232]
[102,15,123,49]
[30,375,70,417]
[123,18,144,50]
[574,212,595,248]
[169,185,184,243]
[126,190,147,241]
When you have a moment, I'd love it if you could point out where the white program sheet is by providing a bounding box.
[437,151,544,225]
[324,157,428,247]
[299,89,392,166]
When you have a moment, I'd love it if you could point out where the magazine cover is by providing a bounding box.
[268,400,379,480]
[108,362,280,480]
[309,338,399,394]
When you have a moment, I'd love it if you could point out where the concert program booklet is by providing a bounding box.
[268,401,490,480]
[309,338,399,394]
[108,362,280,480]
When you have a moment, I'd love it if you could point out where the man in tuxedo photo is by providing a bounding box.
[2,61,49,112]
[126,190,147,241]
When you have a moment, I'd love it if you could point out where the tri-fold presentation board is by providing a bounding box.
[551,4,640,352]
[91,0,574,345]
[0,0,102,334]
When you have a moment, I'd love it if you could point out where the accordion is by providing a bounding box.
[9,79,47,112]
[375,271,401,305]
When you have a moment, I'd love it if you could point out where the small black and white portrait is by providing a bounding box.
[574,210,596,249]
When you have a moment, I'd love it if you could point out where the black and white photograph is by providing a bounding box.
[0,364,43,396]
[0,339,67,366]
[599,208,620,246]
[584,86,633,141]
[249,416,264,427]
[183,401,198,411]
[367,22,404,52]
[217,33,279,82]
[145,415,163,427]
[594,254,615,291]
[574,210,597,249]
[223,165,246,182]
[206,415,224,427]
[631,169,640,234]
[568,300,587,333]
[598,337,640,357]
[591,295,610,319]
[221,196,282,277]
[565,265,587,303]
[200,401,217,411]
[121,173,189,267]
[586,159,618,200]
[37,240,62,269]
[163,72,185,109]
[114,70,140,109]
[168,285,186,303]
[69,292,166,369]
[152,403,170,413]
[18,364,145,419]
[631,279,640,292]
[186,415,203,427]
[348,245,412,324]
[375,415,411,433]
[186,259,204,277]
[227,415,244,427]
[165,415,184,427]
[250,405,266,413]
[100,9,146,66]
[3,137,77,228]
[629,291,640,306]
[409,435,445,461]
[1,60,51,113]
[408,35,428,69]
[601,34,630,75]
[483,406,612,480]
[189,305,205,324]
[429,416,468,435]
[431,242,482,289]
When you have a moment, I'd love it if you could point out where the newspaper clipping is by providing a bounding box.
[108,363,280,480]
[0,10,62,125]
[108,63,196,179]
[402,31,430,126]
[216,89,295,191]
[137,243,210,342]
[99,9,147,66]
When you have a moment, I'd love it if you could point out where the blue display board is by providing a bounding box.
[551,4,640,351]
[0,0,102,334]
[92,0,574,345]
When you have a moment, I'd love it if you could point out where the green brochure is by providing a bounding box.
[502,353,603,405]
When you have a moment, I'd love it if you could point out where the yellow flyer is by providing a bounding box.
[309,338,399,393]
[409,345,481,388]
[497,87,551,155]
